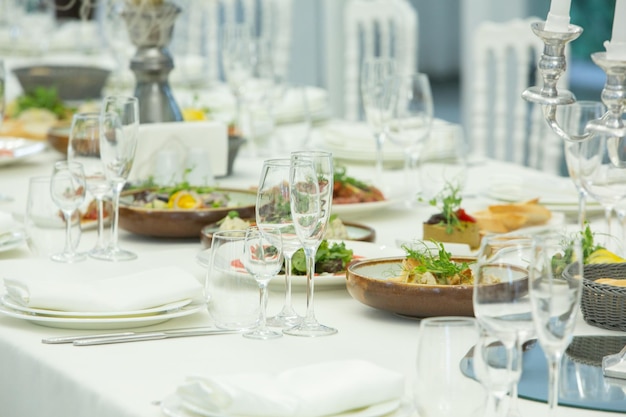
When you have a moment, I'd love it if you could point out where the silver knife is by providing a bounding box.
[42,327,239,345]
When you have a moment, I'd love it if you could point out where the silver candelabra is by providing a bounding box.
[522,21,626,142]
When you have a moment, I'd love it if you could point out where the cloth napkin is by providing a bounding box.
[176,359,405,417]
[3,266,203,312]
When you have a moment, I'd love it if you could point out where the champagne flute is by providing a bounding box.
[559,101,606,229]
[67,112,111,258]
[473,235,536,414]
[529,232,583,415]
[284,151,336,337]
[256,159,302,327]
[221,23,254,134]
[360,57,397,188]
[241,226,284,340]
[49,161,87,263]
[386,72,434,205]
[94,95,139,262]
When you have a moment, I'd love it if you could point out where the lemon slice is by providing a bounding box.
[182,108,207,121]
[587,248,626,264]
[168,190,202,209]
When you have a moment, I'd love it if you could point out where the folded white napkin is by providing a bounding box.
[176,360,405,417]
[3,266,203,312]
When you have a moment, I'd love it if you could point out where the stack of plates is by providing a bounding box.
[0,295,204,330]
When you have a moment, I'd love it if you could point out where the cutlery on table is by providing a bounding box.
[42,327,240,346]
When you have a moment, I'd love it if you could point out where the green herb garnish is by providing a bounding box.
[402,241,469,285]
[291,240,353,275]
[428,182,463,233]
[15,87,69,118]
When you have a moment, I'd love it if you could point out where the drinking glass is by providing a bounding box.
[529,232,583,415]
[206,230,260,330]
[360,57,397,188]
[94,95,139,262]
[473,235,536,414]
[579,132,626,249]
[413,317,483,417]
[49,161,87,263]
[255,159,302,327]
[67,112,111,258]
[221,23,254,132]
[559,101,606,229]
[472,322,522,417]
[242,226,284,340]
[284,151,336,337]
[386,72,434,205]
[24,176,81,259]
[0,59,11,203]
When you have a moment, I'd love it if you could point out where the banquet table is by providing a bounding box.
[0,140,625,417]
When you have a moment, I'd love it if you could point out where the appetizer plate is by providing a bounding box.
[199,220,376,248]
[118,188,256,238]
[0,300,205,330]
[346,257,527,318]
[0,295,192,319]
[0,137,46,166]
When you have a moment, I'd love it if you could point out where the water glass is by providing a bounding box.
[413,317,483,417]
[206,230,260,330]
[24,176,82,259]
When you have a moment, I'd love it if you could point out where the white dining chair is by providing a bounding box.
[343,0,418,121]
[469,17,569,175]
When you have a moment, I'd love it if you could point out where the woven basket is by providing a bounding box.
[581,263,626,331]
[566,335,626,366]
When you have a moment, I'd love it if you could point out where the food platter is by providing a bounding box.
[199,219,376,248]
[118,188,256,238]
[0,137,46,166]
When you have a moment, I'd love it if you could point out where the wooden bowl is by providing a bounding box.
[346,257,527,318]
[118,188,256,238]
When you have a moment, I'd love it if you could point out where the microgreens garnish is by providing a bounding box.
[402,241,469,285]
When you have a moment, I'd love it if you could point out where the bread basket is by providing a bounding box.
[580,263,626,331]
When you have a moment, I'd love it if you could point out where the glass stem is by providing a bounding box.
[374,130,385,185]
[605,206,614,249]
[63,210,74,255]
[109,185,122,249]
[283,254,295,311]
[546,352,562,415]
[95,197,105,249]
[302,247,317,325]
[483,393,508,417]
[258,281,269,331]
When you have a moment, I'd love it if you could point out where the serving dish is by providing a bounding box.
[199,219,376,248]
[118,188,256,238]
[13,65,111,101]
[346,257,527,318]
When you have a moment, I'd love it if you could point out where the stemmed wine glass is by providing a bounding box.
[241,226,284,340]
[284,151,336,337]
[559,101,606,229]
[49,161,87,263]
[360,57,397,188]
[386,72,434,205]
[221,23,255,133]
[255,159,302,327]
[67,112,111,258]
[528,231,583,416]
[579,132,626,249]
[94,95,139,262]
[473,234,536,416]
[0,59,11,203]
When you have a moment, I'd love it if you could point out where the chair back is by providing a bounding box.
[469,17,568,175]
[343,0,418,121]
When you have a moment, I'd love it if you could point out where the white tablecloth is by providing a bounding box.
[0,141,623,417]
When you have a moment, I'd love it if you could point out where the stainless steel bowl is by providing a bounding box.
[13,65,111,101]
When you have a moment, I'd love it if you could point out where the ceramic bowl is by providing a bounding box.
[118,188,256,238]
[346,256,526,318]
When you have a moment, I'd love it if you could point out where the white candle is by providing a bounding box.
[544,0,571,32]
[606,0,626,60]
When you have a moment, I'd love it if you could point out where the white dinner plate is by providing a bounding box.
[271,240,404,290]
[0,137,46,166]
[0,295,192,319]
[0,300,206,330]
[161,394,413,417]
